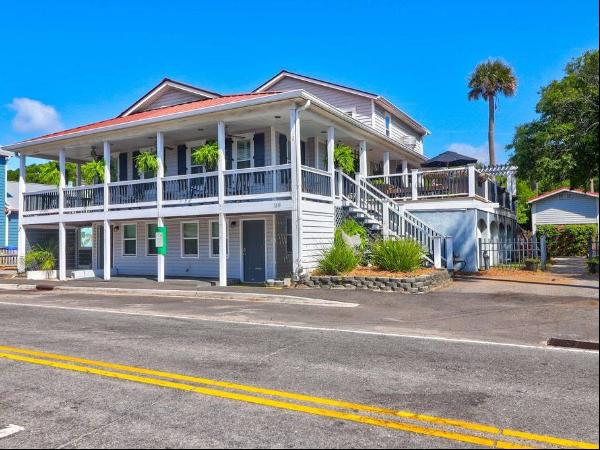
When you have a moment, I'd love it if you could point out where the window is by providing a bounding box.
[210,221,229,257]
[79,227,93,249]
[147,223,157,256]
[236,140,252,169]
[341,107,356,118]
[182,222,199,257]
[384,113,391,137]
[189,141,206,174]
[286,217,293,254]
[123,224,137,256]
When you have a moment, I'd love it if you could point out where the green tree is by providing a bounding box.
[468,59,518,165]
[8,161,76,185]
[509,50,599,189]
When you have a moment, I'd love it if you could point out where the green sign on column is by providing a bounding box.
[156,226,167,255]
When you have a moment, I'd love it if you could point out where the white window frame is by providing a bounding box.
[340,107,356,118]
[384,112,391,137]
[209,219,229,258]
[122,223,137,257]
[146,222,158,257]
[232,133,255,170]
[180,221,200,258]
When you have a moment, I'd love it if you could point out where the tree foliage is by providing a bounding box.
[8,161,77,185]
[81,159,106,184]
[509,50,599,189]
[334,144,356,174]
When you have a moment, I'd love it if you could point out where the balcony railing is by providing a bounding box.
[301,166,332,197]
[22,165,298,215]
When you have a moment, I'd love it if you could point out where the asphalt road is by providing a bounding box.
[0,289,598,448]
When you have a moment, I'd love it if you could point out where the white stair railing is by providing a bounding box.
[338,171,446,265]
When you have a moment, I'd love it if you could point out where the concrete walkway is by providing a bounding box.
[548,257,599,287]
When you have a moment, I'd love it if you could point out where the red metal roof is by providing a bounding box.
[528,187,599,204]
[20,92,277,144]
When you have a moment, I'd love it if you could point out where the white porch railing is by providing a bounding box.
[109,178,157,208]
[23,188,59,215]
[63,184,105,213]
[301,166,332,198]
[162,172,219,205]
[224,164,292,200]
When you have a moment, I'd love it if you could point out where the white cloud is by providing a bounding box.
[9,98,64,133]
[445,142,490,165]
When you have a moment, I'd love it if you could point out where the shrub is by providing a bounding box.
[24,244,56,271]
[371,238,423,272]
[317,239,360,275]
[537,224,597,256]
[191,140,219,171]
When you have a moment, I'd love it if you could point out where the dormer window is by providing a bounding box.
[385,113,391,137]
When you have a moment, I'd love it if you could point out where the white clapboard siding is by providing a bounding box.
[533,194,599,226]
[374,105,423,154]
[300,200,335,272]
[101,216,275,280]
[268,78,373,126]
[140,86,207,112]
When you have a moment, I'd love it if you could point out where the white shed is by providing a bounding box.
[528,188,599,234]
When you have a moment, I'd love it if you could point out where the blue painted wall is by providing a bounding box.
[8,212,18,247]
[0,156,7,247]
[410,209,478,272]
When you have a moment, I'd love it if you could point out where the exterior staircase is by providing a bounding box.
[336,171,449,267]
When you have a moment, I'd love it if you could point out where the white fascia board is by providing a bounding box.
[0,148,14,158]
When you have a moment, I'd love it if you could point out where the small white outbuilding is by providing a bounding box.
[528,187,599,234]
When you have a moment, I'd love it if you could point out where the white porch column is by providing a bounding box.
[484,179,489,201]
[383,151,390,184]
[327,126,335,198]
[411,169,419,200]
[445,237,454,271]
[156,131,165,283]
[217,121,227,286]
[17,154,26,273]
[102,141,111,281]
[58,148,66,281]
[468,164,476,197]
[270,126,277,166]
[402,160,409,187]
[382,201,390,238]
[290,108,302,276]
[358,140,367,177]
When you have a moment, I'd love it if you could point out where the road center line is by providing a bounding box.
[0,345,597,449]
[0,301,598,354]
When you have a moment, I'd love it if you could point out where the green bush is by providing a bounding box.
[371,238,423,272]
[317,239,360,275]
[24,244,56,271]
[334,144,356,174]
[537,224,597,256]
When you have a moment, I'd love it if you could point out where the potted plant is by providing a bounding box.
[523,258,540,271]
[25,244,57,280]
[135,151,159,177]
[334,144,356,175]
[587,257,599,274]
[81,159,106,184]
[191,140,219,171]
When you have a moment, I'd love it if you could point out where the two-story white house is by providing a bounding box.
[3,71,516,282]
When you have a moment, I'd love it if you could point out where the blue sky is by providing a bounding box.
[1,0,598,170]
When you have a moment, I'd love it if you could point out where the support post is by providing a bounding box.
[402,160,409,187]
[270,126,277,166]
[411,169,419,200]
[383,151,390,184]
[156,131,165,283]
[445,236,454,271]
[540,235,547,270]
[327,126,335,198]
[484,179,489,201]
[103,219,111,281]
[58,148,66,281]
[217,121,227,286]
[17,154,26,273]
[358,140,367,177]
[433,236,442,269]
[382,201,390,238]
[468,164,476,197]
[290,108,303,277]
[103,141,111,212]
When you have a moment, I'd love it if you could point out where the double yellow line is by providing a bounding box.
[0,345,597,449]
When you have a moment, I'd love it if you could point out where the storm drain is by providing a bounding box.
[546,338,599,351]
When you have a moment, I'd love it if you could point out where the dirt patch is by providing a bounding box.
[469,268,572,285]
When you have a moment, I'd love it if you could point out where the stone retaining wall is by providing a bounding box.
[296,270,452,294]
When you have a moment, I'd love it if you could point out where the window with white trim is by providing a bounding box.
[384,113,391,137]
[123,224,137,256]
[181,222,199,257]
[236,140,252,169]
[147,223,157,256]
[210,221,229,257]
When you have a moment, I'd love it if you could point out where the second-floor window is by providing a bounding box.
[147,223,157,256]
[385,113,391,137]
[236,140,252,169]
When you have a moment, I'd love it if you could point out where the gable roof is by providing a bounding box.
[14,93,277,145]
[119,78,222,117]
[254,70,430,136]
[528,187,599,204]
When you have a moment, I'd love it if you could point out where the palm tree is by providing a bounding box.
[468,59,517,166]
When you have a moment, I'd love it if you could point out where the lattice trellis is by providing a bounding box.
[335,207,349,227]
[480,164,518,177]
